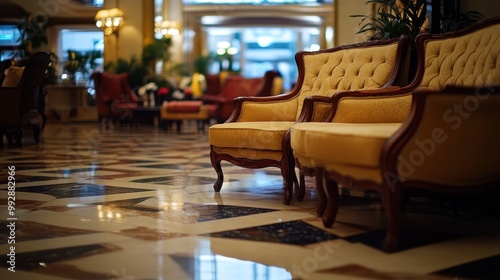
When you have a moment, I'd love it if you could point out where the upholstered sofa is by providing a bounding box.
[209,36,410,204]
[290,16,500,251]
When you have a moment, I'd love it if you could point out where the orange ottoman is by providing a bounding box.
[160,101,209,133]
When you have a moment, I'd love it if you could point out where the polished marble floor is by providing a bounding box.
[0,122,499,280]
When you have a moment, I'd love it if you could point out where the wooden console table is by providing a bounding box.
[45,84,97,122]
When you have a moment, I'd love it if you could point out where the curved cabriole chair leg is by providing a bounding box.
[210,148,224,192]
[322,174,339,228]
[281,140,296,205]
[281,160,294,205]
[33,124,41,143]
[13,128,23,148]
[297,174,306,201]
[382,186,400,252]
[315,168,327,217]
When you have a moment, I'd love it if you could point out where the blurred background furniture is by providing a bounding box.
[160,100,208,133]
[91,72,139,125]
[290,16,500,251]
[0,52,51,147]
[44,84,97,123]
[203,70,282,123]
[209,36,410,205]
[0,59,12,85]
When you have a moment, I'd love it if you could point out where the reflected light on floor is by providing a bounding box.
[197,254,291,280]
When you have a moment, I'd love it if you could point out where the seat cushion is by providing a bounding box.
[166,101,203,113]
[209,121,295,151]
[291,122,402,168]
[2,66,24,87]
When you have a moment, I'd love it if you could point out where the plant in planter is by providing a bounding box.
[441,10,483,33]
[351,0,430,44]
[352,0,430,83]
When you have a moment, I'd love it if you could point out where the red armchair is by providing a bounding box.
[204,70,281,123]
[203,73,222,98]
[91,72,139,124]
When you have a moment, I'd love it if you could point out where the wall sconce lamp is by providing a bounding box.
[95,8,124,36]
[155,20,180,39]
[216,41,238,56]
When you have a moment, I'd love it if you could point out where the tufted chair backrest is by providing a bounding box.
[294,38,406,120]
[417,18,500,90]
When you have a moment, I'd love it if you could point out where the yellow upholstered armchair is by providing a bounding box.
[209,36,410,204]
[290,16,500,251]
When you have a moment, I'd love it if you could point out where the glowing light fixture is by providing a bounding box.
[95,8,124,36]
[155,20,180,39]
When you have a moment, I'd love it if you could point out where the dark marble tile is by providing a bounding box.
[434,254,500,280]
[229,182,286,196]
[402,190,500,220]
[0,220,100,243]
[185,204,276,222]
[17,183,151,198]
[196,163,215,168]
[344,229,468,253]
[116,159,159,164]
[6,157,48,161]
[33,263,114,280]
[136,164,191,169]
[117,227,188,241]
[97,197,154,207]
[0,198,46,211]
[206,220,339,245]
[0,176,56,185]
[0,243,120,271]
[132,176,219,185]
[42,167,100,174]
[0,165,53,171]
[109,202,275,223]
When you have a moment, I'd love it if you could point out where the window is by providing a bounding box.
[184,0,330,4]
[0,25,23,61]
[205,26,320,90]
[0,25,21,47]
[59,29,104,83]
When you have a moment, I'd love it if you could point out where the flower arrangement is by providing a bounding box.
[157,87,170,105]
[137,82,158,96]
[138,82,158,107]
[137,82,172,107]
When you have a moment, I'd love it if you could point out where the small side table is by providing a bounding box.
[132,106,161,126]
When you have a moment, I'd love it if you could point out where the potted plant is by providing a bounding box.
[441,10,483,33]
[351,0,430,83]
[351,0,430,44]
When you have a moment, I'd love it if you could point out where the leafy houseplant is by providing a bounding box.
[351,0,430,44]
[352,0,430,83]
[441,11,483,33]
[17,13,48,55]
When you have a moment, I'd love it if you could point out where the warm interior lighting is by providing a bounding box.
[155,20,180,39]
[95,8,124,35]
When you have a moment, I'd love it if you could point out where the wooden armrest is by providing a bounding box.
[227,94,298,123]
[296,95,333,122]
[328,86,414,123]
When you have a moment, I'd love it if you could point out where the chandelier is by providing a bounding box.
[95,8,124,36]
[155,20,180,39]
